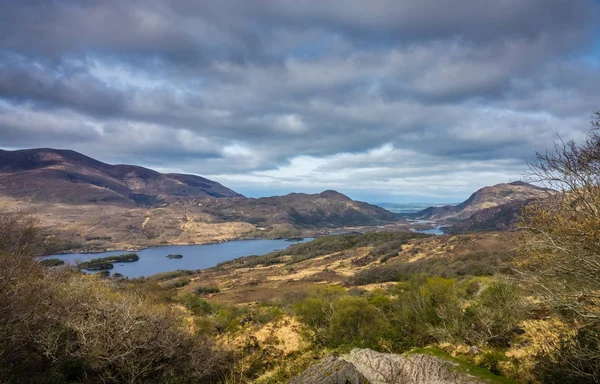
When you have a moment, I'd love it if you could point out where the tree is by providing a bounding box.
[518,111,600,382]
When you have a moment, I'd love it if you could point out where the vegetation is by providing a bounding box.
[517,111,600,383]
[0,215,232,384]
[77,253,139,270]
[195,286,221,294]
[5,113,600,383]
[293,279,527,351]
[39,258,65,267]
[167,253,184,259]
[349,250,514,285]
[217,231,430,269]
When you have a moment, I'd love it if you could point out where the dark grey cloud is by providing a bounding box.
[0,0,599,201]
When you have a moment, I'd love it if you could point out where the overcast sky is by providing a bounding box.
[1,1,599,203]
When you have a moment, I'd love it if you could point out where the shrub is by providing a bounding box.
[172,278,190,288]
[329,296,388,347]
[466,282,528,347]
[179,293,212,316]
[195,286,220,294]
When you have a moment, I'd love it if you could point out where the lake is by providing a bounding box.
[412,225,445,235]
[46,238,311,278]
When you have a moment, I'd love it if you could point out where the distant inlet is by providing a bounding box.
[44,238,311,278]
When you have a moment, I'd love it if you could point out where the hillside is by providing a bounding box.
[0,148,242,205]
[410,181,551,222]
[201,190,398,227]
[0,148,401,252]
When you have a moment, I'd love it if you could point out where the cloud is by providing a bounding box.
[0,0,599,202]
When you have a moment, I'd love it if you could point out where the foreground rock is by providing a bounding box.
[290,356,369,384]
[291,348,485,384]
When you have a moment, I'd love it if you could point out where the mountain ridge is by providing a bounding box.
[0,148,401,252]
[0,148,243,205]
[409,181,553,232]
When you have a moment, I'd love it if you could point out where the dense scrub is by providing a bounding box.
[293,279,528,352]
[349,250,514,285]
[0,215,232,384]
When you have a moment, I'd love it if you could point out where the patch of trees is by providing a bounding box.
[39,258,65,267]
[294,279,527,352]
[77,253,139,270]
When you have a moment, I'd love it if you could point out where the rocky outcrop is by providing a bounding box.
[291,349,486,384]
[290,356,369,384]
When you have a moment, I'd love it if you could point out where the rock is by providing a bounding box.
[289,356,369,384]
[292,348,486,384]
[470,346,481,355]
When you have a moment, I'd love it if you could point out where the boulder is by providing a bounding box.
[289,356,369,384]
[291,348,486,384]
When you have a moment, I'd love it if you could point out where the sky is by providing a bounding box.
[0,1,599,203]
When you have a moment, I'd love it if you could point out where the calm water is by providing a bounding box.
[45,238,311,278]
[412,225,445,235]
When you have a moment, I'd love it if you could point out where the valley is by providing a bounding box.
[0,146,593,384]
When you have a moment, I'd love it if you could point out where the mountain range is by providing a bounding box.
[0,148,241,205]
[0,148,554,251]
[0,148,399,252]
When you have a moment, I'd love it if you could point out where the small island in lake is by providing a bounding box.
[167,254,183,259]
[40,258,65,267]
[78,253,139,270]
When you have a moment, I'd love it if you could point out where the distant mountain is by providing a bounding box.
[201,190,399,227]
[0,148,242,205]
[0,148,401,251]
[410,181,552,222]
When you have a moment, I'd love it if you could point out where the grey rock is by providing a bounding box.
[289,356,369,384]
[292,348,485,384]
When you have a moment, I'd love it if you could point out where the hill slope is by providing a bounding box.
[0,148,401,251]
[411,181,551,221]
[0,148,242,205]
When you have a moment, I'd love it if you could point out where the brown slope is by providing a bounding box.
[0,148,242,205]
[411,181,552,221]
[198,190,399,228]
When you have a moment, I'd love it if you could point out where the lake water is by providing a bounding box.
[46,238,311,278]
[412,225,445,235]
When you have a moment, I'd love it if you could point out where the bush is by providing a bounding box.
[172,278,190,288]
[466,282,528,347]
[195,286,220,294]
[329,296,388,347]
[179,293,212,316]
[0,216,234,383]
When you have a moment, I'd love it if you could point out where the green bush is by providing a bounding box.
[329,296,388,347]
[179,293,212,316]
[172,278,190,288]
[466,282,528,347]
[195,286,220,294]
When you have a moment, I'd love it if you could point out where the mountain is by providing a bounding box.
[0,148,242,205]
[200,190,399,227]
[410,181,552,222]
[0,148,400,252]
